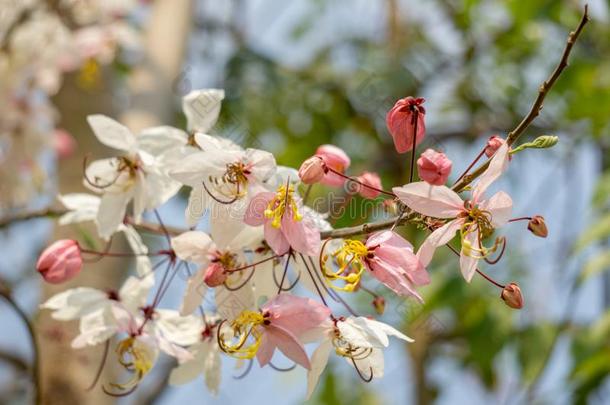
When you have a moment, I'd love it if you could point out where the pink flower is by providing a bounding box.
[203,263,227,287]
[244,185,320,256]
[298,156,326,184]
[355,172,382,199]
[485,135,506,158]
[417,149,452,185]
[364,231,429,301]
[257,294,331,369]
[36,239,83,284]
[386,97,426,154]
[53,129,77,159]
[393,143,512,282]
[315,145,350,187]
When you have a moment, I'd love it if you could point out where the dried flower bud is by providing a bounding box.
[501,282,524,309]
[298,156,326,184]
[386,96,426,154]
[356,171,382,199]
[203,263,228,287]
[315,144,351,187]
[36,239,83,284]
[372,296,386,315]
[527,215,548,238]
[417,149,452,185]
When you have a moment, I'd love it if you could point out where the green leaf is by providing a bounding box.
[578,251,610,283]
[575,214,610,251]
[517,323,557,383]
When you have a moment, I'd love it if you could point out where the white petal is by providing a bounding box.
[119,274,154,311]
[480,191,513,228]
[183,89,225,132]
[204,344,221,395]
[306,340,332,400]
[121,226,152,277]
[180,267,208,316]
[460,230,479,282]
[169,150,234,187]
[144,173,181,210]
[417,219,463,267]
[245,148,277,182]
[473,142,510,202]
[393,182,463,219]
[171,231,214,264]
[71,307,117,348]
[137,126,188,156]
[58,193,100,225]
[215,284,255,322]
[41,288,106,320]
[194,133,241,151]
[87,114,136,152]
[186,187,208,227]
[96,191,131,240]
[156,309,203,347]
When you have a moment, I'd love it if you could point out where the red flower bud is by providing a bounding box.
[417,149,452,185]
[528,215,548,238]
[501,282,524,309]
[386,96,426,154]
[355,171,382,199]
[298,156,326,185]
[203,263,227,287]
[315,144,351,187]
[485,135,506,158]
[36,239,82,284]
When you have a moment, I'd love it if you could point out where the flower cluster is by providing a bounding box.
[0,0,143,210]
[38,88,548,398]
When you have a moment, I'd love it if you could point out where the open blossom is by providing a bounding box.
[306,316,413,399]
[355,172,382,199]
[393,143,512,282]
[84,115,181,239]
[321,231,428,301]
[217,294,331,369]
[36,239,83,284]
[386,96,426,153]
[315,144,350,187]
[417,149,452,185]
[244,184,321,256]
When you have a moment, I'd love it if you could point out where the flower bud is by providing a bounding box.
[355,171,382,199]
[372,296,385,315]
[36,239,82,284]
[315,144,351,187]
[298,156,326,184]
[484,135,506,158]
[386,96,426,154]
[417,149,452,185]
[528,215,548,238]
[501,282,524,309]
[203,263,228,287]
[53,129,77,159]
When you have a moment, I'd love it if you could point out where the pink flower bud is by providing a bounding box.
[386,96,426,154]
[356,171,382,199]
[36,239,82,284]
[315,144,351,187]
[298,156,326,184]
[53,129,77,159]
[485,135,506,158]
[203,263,227,287]
[417,149,452,185]
[501,282,524,309]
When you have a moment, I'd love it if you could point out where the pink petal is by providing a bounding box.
[264,221,291,255]
[267,325,311,369]
[393,182,463,219]
[480,191,513,228]
[262,294,331,337]
[244,192,275,226]
[367,259,423,302]
[473,142,510,202]
[282,212,321,256]
[417,219,463,267]
[256,331,275,367]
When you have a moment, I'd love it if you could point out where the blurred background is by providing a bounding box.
[1,0,610,404]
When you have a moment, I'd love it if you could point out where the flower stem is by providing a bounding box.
[325,167,396,197]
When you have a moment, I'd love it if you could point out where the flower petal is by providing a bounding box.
[183,89,225,132]
[417,219,463,267]
[480,191,513,228]
[460,229,479,282]
[393,182,463,218]
[473,142,510,202]
[87,114,136,152]
[171,231,215,265]
[306,340,332,400]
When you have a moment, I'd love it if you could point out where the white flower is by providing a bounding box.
[306,316,413,400]
[84,115,181,239]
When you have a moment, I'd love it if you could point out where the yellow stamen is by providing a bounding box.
[218,311,265,360]
[321,240,368,292]
[264,185,302,228]
[77,58,101,90]
[332,329,373,360]
[110,337,154,391]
